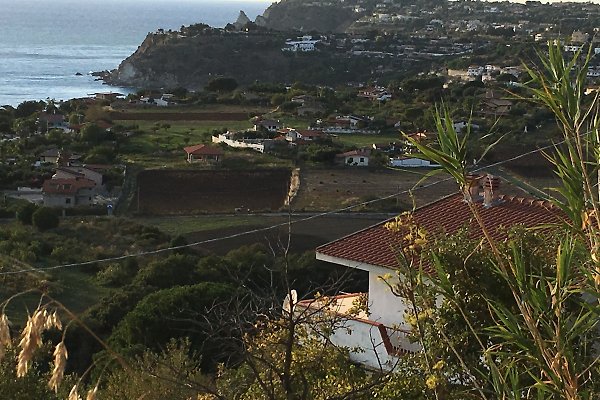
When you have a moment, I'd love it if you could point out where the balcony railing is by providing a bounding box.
[295,293,420,368]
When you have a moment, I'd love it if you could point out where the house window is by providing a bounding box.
[347,157,353,164]
[360,157,365,163]
[66,198,71,204]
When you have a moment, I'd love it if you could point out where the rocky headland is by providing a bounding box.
[101,0,371,89]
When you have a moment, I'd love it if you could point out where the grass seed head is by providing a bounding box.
[17,308,47,377]
[0,314,10,345]
[0,314,11,361]
[48,341,68,393]
[85,386,98,400]
[45,311,63,331]
[68,384,81,400]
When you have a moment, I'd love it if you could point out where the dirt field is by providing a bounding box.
[291,168,460,212]
[132,169,292,215]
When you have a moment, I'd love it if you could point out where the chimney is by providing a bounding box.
[483,174,501,208]
[464,174,483,202]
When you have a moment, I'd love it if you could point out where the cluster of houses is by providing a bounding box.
[35,149,113,208]
[448,64,522,85]
[198,116,436,168]
[357,86,393,102]
[36,111,113,135]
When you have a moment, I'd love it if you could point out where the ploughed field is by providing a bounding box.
[133,169,291,215]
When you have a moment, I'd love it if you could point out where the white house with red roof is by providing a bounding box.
[335,149,371,166]
[184,144,224,163]
[53,166,103,186]
[283,128,324,143]
[254,119,282,133]
[42,177,97,208]
[300,176,564,370]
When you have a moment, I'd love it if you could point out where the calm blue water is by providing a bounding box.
[0,0,270,106]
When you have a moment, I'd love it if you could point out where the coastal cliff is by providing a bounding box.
[103,0,369,89]
[105,29,361,89]
[258,0,358,33]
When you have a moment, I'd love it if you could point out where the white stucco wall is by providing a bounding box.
[344,155,369,166]
[315,254,410,328]
[44,194,75,208]
[367,265,411,328]
[330,318,397,370]
[389,157,435,168]
[212,134,266,153]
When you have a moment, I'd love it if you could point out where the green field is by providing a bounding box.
[117,120,254,167]
[333,132,402,147]
[111,104,270,114]
[137,215,270,236]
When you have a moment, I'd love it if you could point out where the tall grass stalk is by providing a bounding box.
[402,42,600,399]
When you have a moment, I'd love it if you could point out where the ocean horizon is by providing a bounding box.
[0,0,270,106]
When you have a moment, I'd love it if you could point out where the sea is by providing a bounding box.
[0,0,270,106]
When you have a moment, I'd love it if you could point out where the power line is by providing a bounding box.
[0,135,576,276]
[0,177,451,276]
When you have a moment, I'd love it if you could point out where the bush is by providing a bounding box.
[0,207,16,219]
[64,206,106,216]
[32,207,59,231]
[205,77,238,93]
[17,203,38,225]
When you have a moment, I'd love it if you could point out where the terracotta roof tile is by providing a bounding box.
[317,193,565,271]
[336,149,371,158]
[42,178,96,195]
[297,129,323,138]
[183,144,224,156]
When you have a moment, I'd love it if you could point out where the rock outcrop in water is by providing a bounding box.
[233,10,251,30]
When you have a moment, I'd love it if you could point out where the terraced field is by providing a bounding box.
[132,169,292,215]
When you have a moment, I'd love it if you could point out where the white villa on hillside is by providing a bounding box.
[282,35,321,52]
[300,176,564,370]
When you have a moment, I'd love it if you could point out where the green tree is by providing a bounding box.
[100,339,209,400]
[133,254,199,289]
[270,93,286,106]
[205,77,238,93]
[32,207,59,231]
[0,347,61,400]
[14,100,44,119]
[80,123,106,144]
[108,282,235,368]
[17,202,38,225]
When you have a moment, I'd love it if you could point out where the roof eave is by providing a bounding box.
[315,252,396,272]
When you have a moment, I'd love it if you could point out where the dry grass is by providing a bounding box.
[291,168,459,212]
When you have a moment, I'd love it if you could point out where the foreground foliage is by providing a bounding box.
[402,42,600,399]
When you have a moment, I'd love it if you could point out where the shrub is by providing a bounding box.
[16,203,38,225]
[32,207,59,231]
